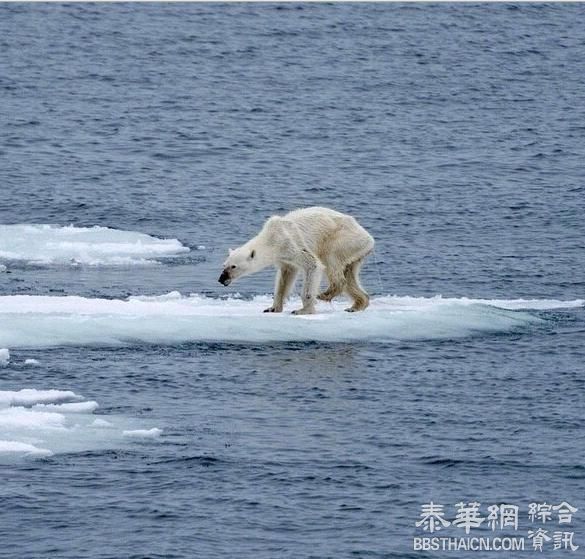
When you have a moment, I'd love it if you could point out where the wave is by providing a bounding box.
[0,293,580,348]
[0,389,162,460]
[0,224,189,266]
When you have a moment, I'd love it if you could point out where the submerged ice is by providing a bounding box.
[0,388,162,459]
[0,293,580,348]
[0,348,9,366]
[0,224,189,266]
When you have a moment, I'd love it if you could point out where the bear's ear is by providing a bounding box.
[249,249,255,260]
[228,248,234,255]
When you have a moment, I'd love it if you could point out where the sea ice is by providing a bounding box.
[0,440,52,457]
[123,428,163,439]
[0,388,162,460]
[0,224,190,266]
[0,292,580,347]
[33,401,99,413]
[0,389,81,407]
[91,418,113,428]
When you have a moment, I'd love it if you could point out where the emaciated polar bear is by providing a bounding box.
[218,207,375,314]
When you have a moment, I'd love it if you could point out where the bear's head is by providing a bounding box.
[218,245,262,286]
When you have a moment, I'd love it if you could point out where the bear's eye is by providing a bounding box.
[230,265,237,270]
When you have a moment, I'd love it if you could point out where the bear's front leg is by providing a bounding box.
[292,252,322,315]
[264,264,297,313]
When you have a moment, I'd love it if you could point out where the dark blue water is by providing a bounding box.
[1,3,584,558]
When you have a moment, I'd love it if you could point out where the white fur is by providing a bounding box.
[221,207,375,314]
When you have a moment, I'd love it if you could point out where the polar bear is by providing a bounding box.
[218,207,375,314]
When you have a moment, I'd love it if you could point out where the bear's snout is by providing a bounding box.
[218,269,231,286]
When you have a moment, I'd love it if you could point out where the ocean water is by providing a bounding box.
[1,3,584,558]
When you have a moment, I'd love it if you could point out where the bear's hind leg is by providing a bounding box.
[317,266,345,302]
[344,258,370,312]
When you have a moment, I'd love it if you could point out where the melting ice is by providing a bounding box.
[0,292,581,348]
[0,224,189,266]
[0,389,162,460]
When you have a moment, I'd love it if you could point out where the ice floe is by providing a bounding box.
[0,224,189,266]
[0,440,52,457]
[33,401,100,413]
[123,428,163,439]
[0,293,581,347]
[0,389,162,460]
[0,389,80,407]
